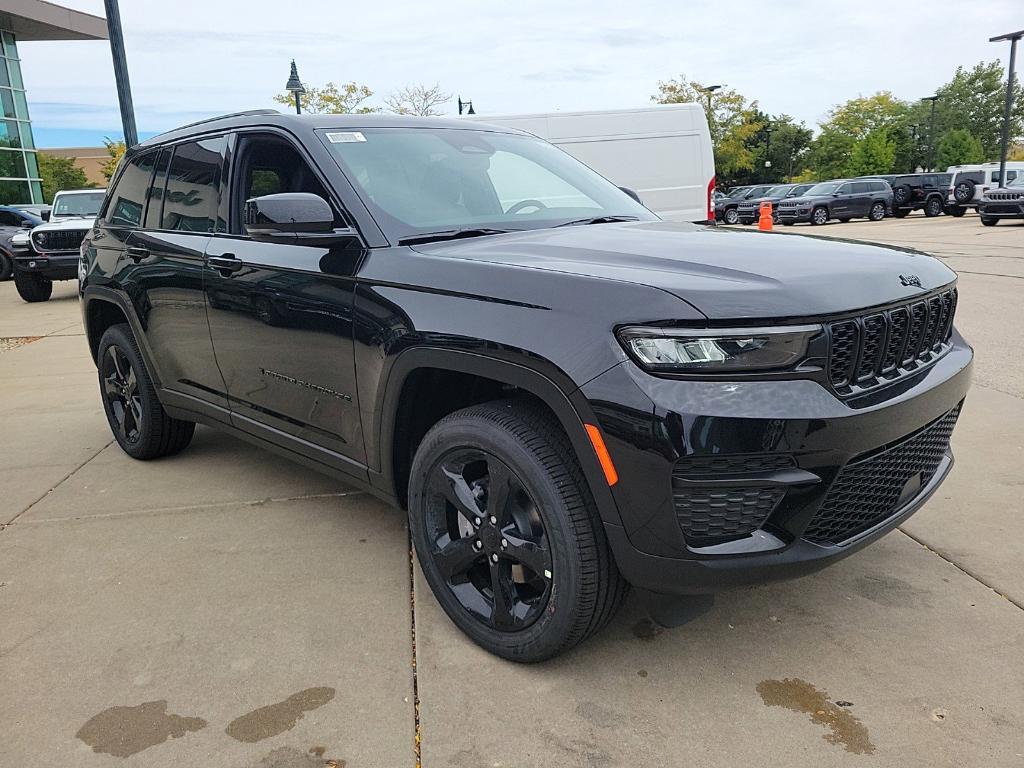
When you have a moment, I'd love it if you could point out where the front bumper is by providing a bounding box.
[777,208,813,223]
[14,251,79,280]
[580,333,973,595]
[979,200,1024,218]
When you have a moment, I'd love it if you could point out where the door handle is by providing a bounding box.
[208,254,242,274]
[126,246,149,263]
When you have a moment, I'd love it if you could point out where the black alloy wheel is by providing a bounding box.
[101,344,144,445]
[869,202,886,221]
[924,198,944,217]
[423,448,553,631]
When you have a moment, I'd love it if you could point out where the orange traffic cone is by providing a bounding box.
[758,201,773,231]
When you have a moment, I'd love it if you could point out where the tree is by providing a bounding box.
[933,61,1024,160]
[101,138,126,181]
[383,83,451,116]
[935,129,985,169]
[273,81,378,114]
[37,152,88,203]
[848,129,896,176]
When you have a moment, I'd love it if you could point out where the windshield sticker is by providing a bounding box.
[326,131,367,143]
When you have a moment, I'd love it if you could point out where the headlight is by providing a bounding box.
[618,325,821,372]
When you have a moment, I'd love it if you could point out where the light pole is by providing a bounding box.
[762,125,773,182]
[286,60,306,115]
[990,29,1023,187]
[103,0,137,147]
[700,84,721,140]
[457,97,475,115]
[909,124,919,172]
[921,95,940,171]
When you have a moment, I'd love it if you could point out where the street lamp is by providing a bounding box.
[763,125,773,182]
[458,97,475,115]
[920,95,940,171]
[990,29,1023,187]
[909,124,919,173]
[285,60,306,115]
[701,84,722,115]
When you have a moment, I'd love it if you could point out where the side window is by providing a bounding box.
[850,183,870,194]
[162,136,226,233]
[0,209,21,225]
[869,181,884,192]
[143,149,171,230]
[233,134,337,236]
[1007,171,1018,183]
[106,150,158,227]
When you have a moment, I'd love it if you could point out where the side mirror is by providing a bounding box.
[40,210,50,221]
[20,220,33,228]
[619,186,642,204]
[244,192,359,245]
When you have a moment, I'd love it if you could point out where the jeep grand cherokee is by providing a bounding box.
[79,111,972,661]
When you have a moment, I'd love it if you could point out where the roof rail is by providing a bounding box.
[172,109,280,131]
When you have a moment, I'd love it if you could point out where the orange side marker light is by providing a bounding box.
[584,423,619,486]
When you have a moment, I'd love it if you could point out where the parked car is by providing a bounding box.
[946,162,1024,216]
[977,173,1024,226]
[736,183,815,225]
[862,173,951,218]
[0,205,43,281]
[80,111,970,661]
[471,104,716,223]
[11,188,106,302]
[716,185,772,224]
[15,204,51,221]
[777,179,893,225]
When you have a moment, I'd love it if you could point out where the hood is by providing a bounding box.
[33,217,96,233]
[412,221,956,320]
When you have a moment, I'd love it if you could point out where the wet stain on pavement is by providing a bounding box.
[75,700,207,757]
[226,687,336,743]
[756,678,875,755]
[631,618,664,640]
[250,746,346,767]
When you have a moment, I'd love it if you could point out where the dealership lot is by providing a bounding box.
[1,214,1023,767]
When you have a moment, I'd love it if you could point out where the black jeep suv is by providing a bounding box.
[736,183,815,225]
[777,179,893,225]
[79,111,972,661]
[715,185,769,225]
[862,173,951,218]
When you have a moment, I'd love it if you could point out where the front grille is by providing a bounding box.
[987,192,1023,201]
[673,486,784,543]
[827,288,957,394]
[674,454,795,477]
[32,229,87,253]
[985,204,1023,214]
[803,406,960,545]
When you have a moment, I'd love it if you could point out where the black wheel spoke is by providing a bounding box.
[489,561,516,628]
[440,464,482,522]
[484,460,512,524]
[434,534,482,580]
[125,367,138,396]
[103,374,121,399]
[502,533,550,577]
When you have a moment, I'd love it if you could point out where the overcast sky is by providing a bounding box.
[18,0,1024,147]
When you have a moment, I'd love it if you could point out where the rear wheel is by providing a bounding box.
[97,324,195,460]
[723,208,739,225]
[924,198,943,217]
[946,206,966,217]
[13,269,52,302]
[892,208,910,218]
[869,202,886,221]
[409,400,626,662]
[980,216,998,227]
[0,251,11,281]
[811,207,829,225]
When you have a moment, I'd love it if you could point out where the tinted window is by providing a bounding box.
[162,137,225,233]
[850,182,870,193]
[144,149,171,230]
[922,175,936,186]
[107,150,158,227]
[0,209,21,226]
[869,181,887,192]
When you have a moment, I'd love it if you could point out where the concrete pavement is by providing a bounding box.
[2,215,1023,767]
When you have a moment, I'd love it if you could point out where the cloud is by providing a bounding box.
[521,66,608,83]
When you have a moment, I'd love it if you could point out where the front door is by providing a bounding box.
[204,132,367,473]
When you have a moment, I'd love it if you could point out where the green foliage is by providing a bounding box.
[848,129,896,176]
[101,138,126,182]
[274,81,378,114]
[37,152,88,203]
[935,129,985,169]
[932,61,1024,160]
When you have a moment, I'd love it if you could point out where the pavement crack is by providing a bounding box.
[408,538,422,768]
[4,440,114,526]
[897,528,1024,612]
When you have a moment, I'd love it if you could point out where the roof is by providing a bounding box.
[0,0,107,41]
[54,187,106,195]
[138,110,527,149]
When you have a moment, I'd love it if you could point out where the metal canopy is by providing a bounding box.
[0,0,107,41]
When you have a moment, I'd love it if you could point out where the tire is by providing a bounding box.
[97,324,195,460]
[924,198,944,217]
[723,207,739,225]
[811,207,829,225]
[946,206,966,217]
[869,202,887,221]
[409,400,627,662]
[13,269,52,302]
[0,251,12,281]
[892,185,912,206]
[953,180,975,204]
[892,208,910,218]
[838,218,851,223]
[782,222,794,226]
[980,216,998,227]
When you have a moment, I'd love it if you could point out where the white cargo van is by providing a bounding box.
[469,104,716,223]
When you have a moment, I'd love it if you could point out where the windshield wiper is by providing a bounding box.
[555,215,640,227]
[397,227,513,246]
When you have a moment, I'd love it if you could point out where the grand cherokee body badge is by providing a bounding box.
[899,274,922,288]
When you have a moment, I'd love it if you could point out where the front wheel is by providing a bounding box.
[723,208,739,225]
[13,269,52,302]
[97,324,195,459]
[811,207,829,225]
[869,202,887,221]
[946,206,966,217]
[0,251,12,281]
[924,198,943,217]
[409,401,627,662]
[980,216,998,227]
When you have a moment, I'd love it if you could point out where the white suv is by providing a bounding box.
[946,162,1024,216]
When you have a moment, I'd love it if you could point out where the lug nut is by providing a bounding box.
[490,553,499,563]
[474,540,482,550]
[501,538,508,548]
[473,517,481,526]
[489,515,497,524]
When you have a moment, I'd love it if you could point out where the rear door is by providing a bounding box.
[124,136,230,408]
[848,182,872,216]
[831,183,854,217]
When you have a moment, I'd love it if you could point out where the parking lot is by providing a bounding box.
[1,213,1022,767]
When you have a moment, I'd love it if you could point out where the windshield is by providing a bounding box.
[52,191,106,218]
[743,186,772,198]
[320,127,655,240]
[764,186,792,199]
[1008,175,1024,188]
[806,182,841,195]
[727,187,750,198]
[788,184,813,197]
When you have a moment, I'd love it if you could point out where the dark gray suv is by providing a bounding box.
[777,179,893,226]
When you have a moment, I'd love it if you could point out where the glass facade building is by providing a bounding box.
[0,28,42,204]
